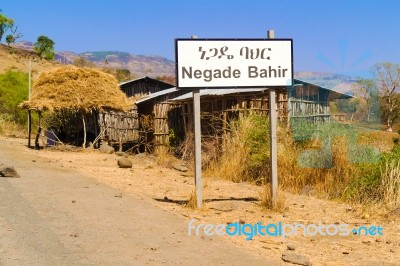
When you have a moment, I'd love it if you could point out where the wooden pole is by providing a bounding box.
[35,111,42,149]
[28,59,31,99]
[28,110,32,148]
[268,29,278,209]
[27,59,32,148]
[191,35,203,209]
[82,112,87,148]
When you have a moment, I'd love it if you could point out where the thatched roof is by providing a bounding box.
[20,66,132,112]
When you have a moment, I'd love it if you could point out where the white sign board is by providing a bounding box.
[175,39,293,88]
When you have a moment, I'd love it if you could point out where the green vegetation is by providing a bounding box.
[0,13,14,42]
[0,70,29,136]
[205,114,399,211]
[34,35,55,60]
[0,70,28,123]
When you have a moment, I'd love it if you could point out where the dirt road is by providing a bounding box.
[0,139,275,265]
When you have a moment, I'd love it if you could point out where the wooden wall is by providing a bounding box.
[288,83,331,124]
[98,109,139,143]
[120,78,173,98]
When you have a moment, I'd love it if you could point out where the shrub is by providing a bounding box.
[0,70,29,126]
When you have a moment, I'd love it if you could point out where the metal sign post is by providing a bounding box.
[191,35,203,209]
[268,30,278,209]
[175,34,292,209]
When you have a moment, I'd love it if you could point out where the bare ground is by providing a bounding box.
[1,137,400,265]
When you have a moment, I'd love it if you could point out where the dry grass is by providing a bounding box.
[380,159,400,208]
[206,115,268,183]
[20,66,132,112]
[358,130,395,153]
[154,145,179,168]
[259,183,286,212]
[0,44,61,81]
[0,119,26,138]
[185,190,197,209]
[278,133,356,198]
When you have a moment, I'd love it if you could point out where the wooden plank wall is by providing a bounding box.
[121,79,172,98]
[178,91,288,139]
[289,84,330,123]
[98,109,140,143]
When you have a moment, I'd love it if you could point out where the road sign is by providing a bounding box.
[175,39,293,89]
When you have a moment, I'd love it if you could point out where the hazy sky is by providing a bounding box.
[1,0,399,76]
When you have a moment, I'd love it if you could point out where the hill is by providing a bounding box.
[295,71,356,95]
[0,44,62,81]
[4,42,356,94]
[12,41,175,78]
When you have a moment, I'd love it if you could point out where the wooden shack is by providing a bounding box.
[100,77,352,149]
[98,77,175,148]
[167,79,352,141]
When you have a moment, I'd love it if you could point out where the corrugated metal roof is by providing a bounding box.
[132,78,352,104]
[294,79,353,99]
[119,76,174,87]
[135,87,178,104]
[119,76,149,86]
[169,88,268,101]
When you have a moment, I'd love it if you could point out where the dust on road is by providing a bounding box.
[0,138,273,265]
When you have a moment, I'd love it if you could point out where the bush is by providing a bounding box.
[0,70,29,125]
[207,114,270,183]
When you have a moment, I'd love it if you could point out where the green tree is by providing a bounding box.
[115,68,131,82]
[0,70,29,124]
[5,34,14,45]
[34,35,55,60]
[0,13,14,42]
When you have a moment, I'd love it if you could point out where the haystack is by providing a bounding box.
[20,65,132,148]
[20,65,131,112]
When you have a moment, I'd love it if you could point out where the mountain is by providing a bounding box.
[7,41,356,94]
[76,51,175,77]
[12,41,175,78]
[294,71,356,95]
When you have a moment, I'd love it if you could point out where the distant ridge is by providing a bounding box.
[9,41,357,93]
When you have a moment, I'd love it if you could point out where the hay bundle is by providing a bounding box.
[20,65,132,112]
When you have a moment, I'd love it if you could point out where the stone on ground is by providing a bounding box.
[173,164,189,172]
[0,166,20,178]
[282,251,311,266]
[99,144,115,154]
[118,158,132,168]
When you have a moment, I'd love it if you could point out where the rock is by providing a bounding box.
[0,166,20,178]
[99,144,114,154]
[239,219,246,224]
[282,251,311,266]
[135,153,146,158]
[345,205,353,212]
[115,151,128,157]
[118,158,132,168]
[173,164,189,172]
[301,185,314,196]
[287,244,296,251]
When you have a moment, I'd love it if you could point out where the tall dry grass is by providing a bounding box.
[380,159,400,208]
[207,115,357,199]
[206,115,268,183]
[0,114,27,138]
[259,183,286,212]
